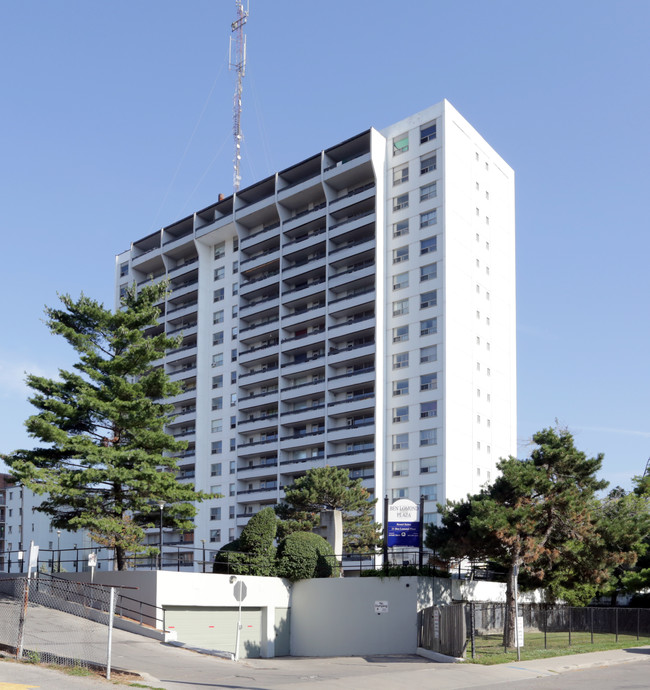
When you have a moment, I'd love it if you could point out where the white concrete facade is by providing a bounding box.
[111,100,516,567]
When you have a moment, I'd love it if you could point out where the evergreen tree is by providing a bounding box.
[426,427,617,646]
[275,466,381,553]
[2,284,211,570]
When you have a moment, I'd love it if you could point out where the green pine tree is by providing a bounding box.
[426,427,616,647]
[2,283,211,570]
[275,466,381,553]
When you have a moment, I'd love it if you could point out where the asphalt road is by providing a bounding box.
[2,650,650,690]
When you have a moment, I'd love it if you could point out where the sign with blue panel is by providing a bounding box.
[387,498,420,547]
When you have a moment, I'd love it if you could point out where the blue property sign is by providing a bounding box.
[387,499,420,547]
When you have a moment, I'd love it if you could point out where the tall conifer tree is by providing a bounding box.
[3,284,210,570]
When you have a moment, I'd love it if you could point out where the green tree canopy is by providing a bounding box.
[2,284,211,570]
[275,466,381,553]
[426,427,629,646]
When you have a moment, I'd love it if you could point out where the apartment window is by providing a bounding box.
[421,401,438,418]
[119,284,127,299]
[420,154,437,174]
[392,298,409,316]
[420,210,437,228]
[420,457,438,474]
[230,461,236,474]
[393,405,409,423]
[420,182,437,202]
[392,460,409,476]
[421,373,438,391]
[420,429,438,447]
[392,272,409,291]
[210,507,221,521]
[420,318,437,336]
[392,488,409,500]
[393,219,409,237]
[420,121,437,144]
[210,462,222,477]
[119,262,129,277]
[232,282,239,295]
[393,379,409,396]
[231,415,237,429]
[213,310,224,324]
[229,506,235,519]
[211,419,223,433]
[212,396,223,410]
[233,237,239,251]
[230,438,236,451]
[232,326,238,339]
[214,242,225,259]
[229,483,235,497]
[392,352,409,369]
[232,305,238,317]
[393,162,409,185]
[233,260,239,273]
[213,288,224,302]
[393,325,409,343]
[232,348,238,362]
[231,393,237,406]
[231,371,237,384]
[392,433,409,451]
[420,290,437,309]
[393,246,409,264]
[210,529,221,543]
[211,441,222,455]
[421,484,437,501]
[420,345,437,364]
[212,375,223,389]
[214,267,225,281]
[212,353,223,367]
[393,193,409,212]
[420,263,437,282]
[393,132,409,155]
[420,236,437,255]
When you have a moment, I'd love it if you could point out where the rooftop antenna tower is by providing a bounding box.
[229,0,248,192]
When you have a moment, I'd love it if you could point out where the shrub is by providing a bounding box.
[212,508,278,576]
[276,531,340,581]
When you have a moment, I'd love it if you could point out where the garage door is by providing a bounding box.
[164,606,263,658]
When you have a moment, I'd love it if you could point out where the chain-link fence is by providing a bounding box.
[0,575,116,674]
[420,602,650,660]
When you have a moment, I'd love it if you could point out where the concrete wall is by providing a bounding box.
[290,576,434,657]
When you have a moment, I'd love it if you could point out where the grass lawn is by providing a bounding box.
[466,631,650,664]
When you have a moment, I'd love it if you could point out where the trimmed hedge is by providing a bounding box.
[276,531,340,581]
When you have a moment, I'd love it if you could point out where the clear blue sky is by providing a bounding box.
[1,1,648,490]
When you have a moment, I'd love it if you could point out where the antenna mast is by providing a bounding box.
[230,0,248,192]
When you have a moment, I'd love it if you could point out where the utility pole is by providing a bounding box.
[229,0,248,192]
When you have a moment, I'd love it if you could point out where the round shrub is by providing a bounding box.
[276,531,340,581]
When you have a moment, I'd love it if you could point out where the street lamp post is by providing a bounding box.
[201,539,206,573]
[158,501,166,571]
[74,544,78,572]
[56,530,61,573]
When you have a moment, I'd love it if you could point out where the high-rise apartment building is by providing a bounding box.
[116,100,516,565]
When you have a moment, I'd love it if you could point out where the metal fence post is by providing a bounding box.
[615,608,618,643]
[544,607,547,649]
[106,587,115,680]
[16,578,30,660]
[591,607,594,644]
[568,607,572,647]
[470,602,475,660]
[637,608,640,641]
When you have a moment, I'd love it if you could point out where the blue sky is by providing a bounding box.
[1,1,648,490]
